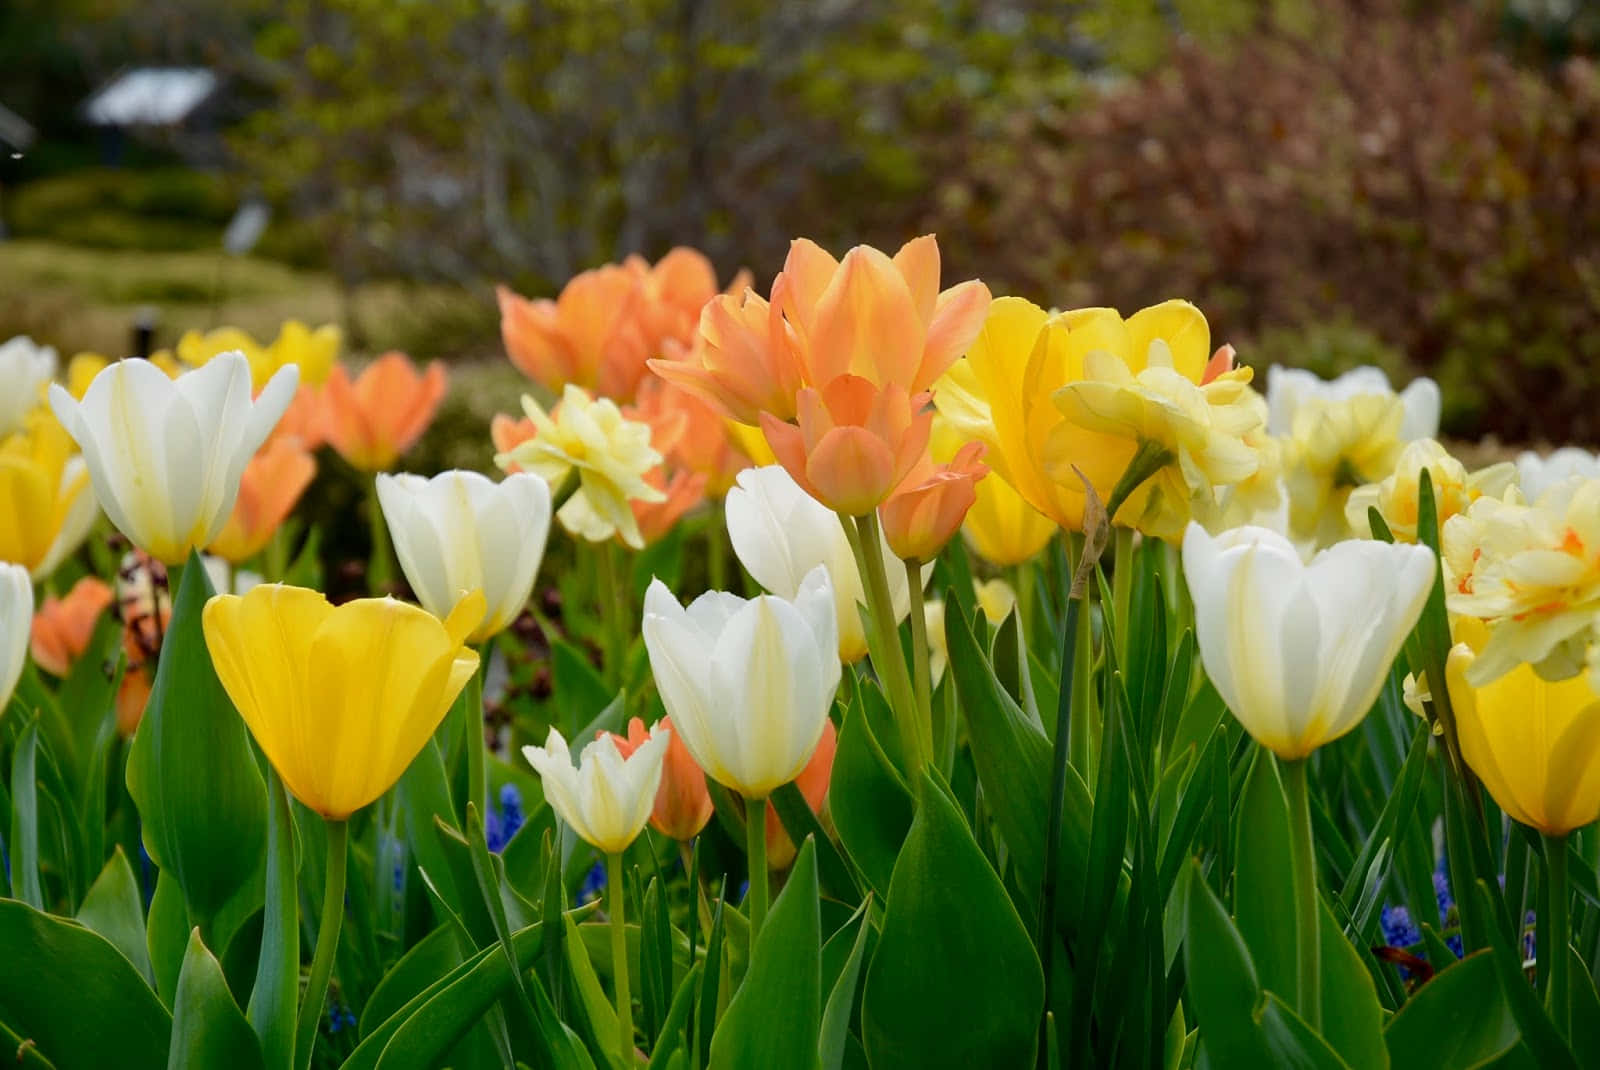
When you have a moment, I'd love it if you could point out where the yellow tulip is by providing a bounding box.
[177,327,270,376]
[266,320,342,388]
[202,584,484,819]
[1446,637,1600,836]
[0,410,98,578]
[936,296,1235,536]
[930,412,1052,566]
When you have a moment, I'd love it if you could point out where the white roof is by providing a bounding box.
[84,68,217,127]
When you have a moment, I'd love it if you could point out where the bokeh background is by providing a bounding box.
[3,0,1597,454]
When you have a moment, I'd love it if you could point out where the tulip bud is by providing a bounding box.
[524,724,671,854]
[600,716,713,842]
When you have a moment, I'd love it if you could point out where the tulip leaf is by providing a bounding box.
[1234,748,1299,1003]
[710,838,821,1070]
[147,869,190,1007]
[819,901,872,1070]
[77,846,154,985]
[695,883,729,1067]
[125,552,267,928]
[1316,900,1389,1070]
[1180,860,1276,1066]
[771,779,861,903]
[0,898,171,1070]
[1383,952,1527,1065]
[830,686,913,900]
[8,715,43,909]
[167,929,265,1070]
[862,774,1042,1070]
[360,924,462,1037]
[553,639,613,737]
[639,874,674,1046]
[647,961,704,1070]
[246,769,298,1070]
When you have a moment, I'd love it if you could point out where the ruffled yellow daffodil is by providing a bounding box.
[202,584,483,819]
[1345,438,1517,543]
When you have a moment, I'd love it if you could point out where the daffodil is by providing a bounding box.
[202,584,483,819]
[1345,438,1517,542]
[496,385,665,550]
[1281,393,1408,549]
[1265,365,1439,441]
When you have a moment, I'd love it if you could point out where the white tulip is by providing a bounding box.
[1181,522,1434,759]
[726,465,923,663]
[0,336,57,436]
[0,563,30,719]
[1516,448,1600,503]
[642,566,840,799]
[377,470,552,643]
[522,725,670,854]
[48,352,297,564]
[1265,365,1440,442]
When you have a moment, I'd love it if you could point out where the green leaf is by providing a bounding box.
[1256,993,1353,1069]
[1181,861,1274,1066]
[562,914,620,1059]
[771,779,860,903]
[862,774,1043,1069]
[710,839,821,1070]
[553,639,612,736]
[647,961,704,1070]
[167,929,265,1070]
[148,869,190,1008]
[819,901,872,1070]
[695,885,728,1067]
[360,924,462,1037]
[125,552,267,928]
[1567,944,1600,1067]
[830,686,913,898]
[0,898,170,1070]
[1384,953,1528,1066]
[246,769,298,1070]
[77,846,154,984]
[9,716,43,908]
[1316,901,1388,1070]
[1234,749,1298,1002]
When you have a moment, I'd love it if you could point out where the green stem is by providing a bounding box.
[841,512,925,779]
[295,820,348,1070]
[598,540,631,691]
[707,500,728,592]
[1110,526,1135,668]
[463,651,486,823]
[1544,833,1571,1037]
[607,852,635,1067]
[745,795,769,944]
[904,558,932,733]
[366,477,393,595]
[1280,759,1321,1030]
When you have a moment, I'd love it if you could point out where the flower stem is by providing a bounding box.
[1544,833,1571,1037]
[463,650,486,823]
[841,511,925,780]
[1110,526,1135,668]
[607,851,635,1067]
[365,477,393,595]
[1280,758,1321,1030]
[904,558,932,733]
[707,500,728,592]
[598,540,631,691]
[295,819,348,1070]
[744,795,768,944]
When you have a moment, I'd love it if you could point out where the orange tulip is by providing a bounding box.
[633,467,709,546]
[208,438,317,563]
[764,718,838,870]
[498,266,651,401]
[30,577,114,677]
[637,375,751,497]
[323,353,448,472]
[780,235,990,393]
[117,591,168,740]
[267,385,327,450]
[489,412,535,471]
[630,248,750,357]
[650,281,805,425]
[602,715,714,842]
[761,377,932,517]
[880,441,989,563]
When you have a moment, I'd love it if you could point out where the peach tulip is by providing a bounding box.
[764,718,838,870]
[880,442,989,563]
[498,266,651,401]
[30,576,114,677]
[208,438,317,563]
[761,377,932,517]
[323,353,447,472]
[651,282,805,425]
[630,247,750,358]
[602,715,714,842]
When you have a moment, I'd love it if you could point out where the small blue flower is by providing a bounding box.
[1380,905,1421,949]
[579,860,607,904]
[485,784,526,854]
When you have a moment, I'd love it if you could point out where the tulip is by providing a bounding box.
[932,413,1052,566]
[377,469,552,642]
[267,386,328,450]
[49,353,297,565]
[266,320,341,388]
[628,467,709,546]
[176,327,270,376]
[1345,438,1516,543]
[641,567,840,799]
[30,576,114,677]
[323,352,448,472]
[1442,476,1600,685]
[0,335,56,436]
[523,724,671,855]
[651,283,805,425]
[764,718,837,870]
[0,564,32,719]
[1517,448,1600,502]
[497,266,651,401]
[1281,392,1411,548]
[725,465,919,663]
[0,409,99,579]
[630,247,750,359]
[926,579,1015,685]
[1265,365,1440,442]
[524,720,671,1065]
[880,442,988,563]
[203,583,482,819]
[208,438,317,564]
[600,716,713,842]
[1182,523,1434,758]
[642,565,840,940]
[636,376,751,497]
[761,376,932,516]
[494,385,665,551]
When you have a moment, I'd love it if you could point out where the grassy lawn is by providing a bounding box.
[0,239,500,362]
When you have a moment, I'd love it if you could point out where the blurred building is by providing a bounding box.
[82,67,224,166]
